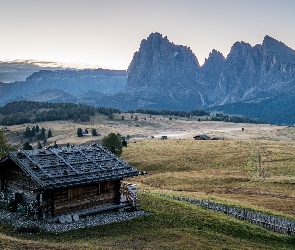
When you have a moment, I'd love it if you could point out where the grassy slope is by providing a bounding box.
[123,139,295,217]
[1,128,295,249]
[0,193,294,250]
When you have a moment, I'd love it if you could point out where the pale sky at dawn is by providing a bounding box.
[1,0,295,70]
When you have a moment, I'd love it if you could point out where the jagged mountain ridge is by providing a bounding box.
[125,33,295,111]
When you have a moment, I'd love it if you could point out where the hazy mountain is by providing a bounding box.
[0,69,127,106]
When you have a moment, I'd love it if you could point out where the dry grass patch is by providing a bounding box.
[123,139,252,174]
[123,139,295,217]
[251,140,295,177]
[139,171,250,192]
[219,193,295,216]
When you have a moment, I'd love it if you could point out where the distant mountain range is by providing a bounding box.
[1,33,295,124]
[0,69,126,106]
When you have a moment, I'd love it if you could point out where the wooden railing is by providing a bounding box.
[158,193,295,235]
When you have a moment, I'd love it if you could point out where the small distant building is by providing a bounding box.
[161,136,168,140]
[0,144,139,223]
[193,134,210,140]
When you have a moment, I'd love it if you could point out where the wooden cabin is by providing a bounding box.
[0,144,139,222]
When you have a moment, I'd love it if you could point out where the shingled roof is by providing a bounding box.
[2,144,138,191]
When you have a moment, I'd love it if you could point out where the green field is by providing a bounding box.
[0,192,295,250]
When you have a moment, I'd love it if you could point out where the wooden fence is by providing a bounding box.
[159,194,295,235]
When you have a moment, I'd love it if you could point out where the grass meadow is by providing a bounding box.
[1,118,295,249]
[123,139,295,216]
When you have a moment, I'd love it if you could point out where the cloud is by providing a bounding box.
[0,60,102,83]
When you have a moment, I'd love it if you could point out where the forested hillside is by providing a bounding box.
[0,101,266,126]
[0,101,120,126]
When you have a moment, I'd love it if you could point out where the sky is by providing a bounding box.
[1,0,295,71]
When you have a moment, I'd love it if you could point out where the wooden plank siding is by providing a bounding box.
[51,180,121,216]
[0,161,39,202]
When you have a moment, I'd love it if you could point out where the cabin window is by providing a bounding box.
[98,182,110,194]
[68,186,83,199]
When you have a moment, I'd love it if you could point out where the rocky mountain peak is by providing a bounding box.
[227,41,253,60]
[132,32,198,66]
[203,49,225,68]
[126,32,200,94]
[139,32,168,51]
[263,35,284,48]
[262,35,295,60]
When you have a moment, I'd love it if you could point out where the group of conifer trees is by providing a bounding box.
[0,101,120,126]
[22,125,53,150]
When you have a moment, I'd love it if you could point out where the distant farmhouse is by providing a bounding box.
[193,134,222,140]
[193,134,211,140]
[0,144,139,223]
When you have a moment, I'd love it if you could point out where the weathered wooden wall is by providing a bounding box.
[52,180,121,216]
[0,160,39,202]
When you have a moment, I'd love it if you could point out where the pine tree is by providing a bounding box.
[0,129,12,158]
[31,126,36,136]
[23,141,33,150]
[122,139,127,147]
[108,113,114,120]
[24,127,32,137]
[77,128,83,137]
[37,127,46,140]
[48,129,52,138]
[102,132,123,156]
[91,128,98,136]
[43,136,47,145]
[41,127,46,136]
